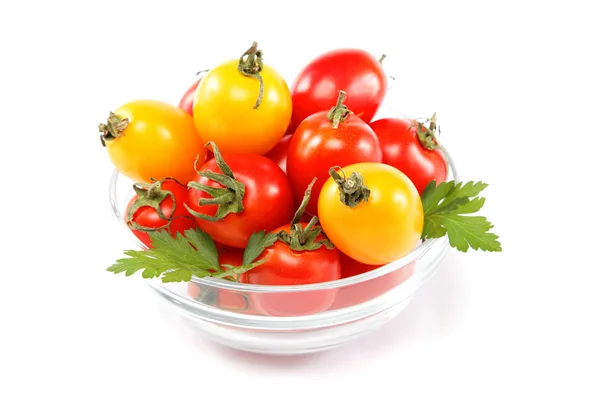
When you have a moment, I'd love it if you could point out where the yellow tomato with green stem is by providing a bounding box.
[193,42,292,155]
[99,99,205,184]
[317,163,424,265]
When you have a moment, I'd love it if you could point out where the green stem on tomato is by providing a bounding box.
[185,141,246,222]
[277,178,334,251]
[126,179,177,232]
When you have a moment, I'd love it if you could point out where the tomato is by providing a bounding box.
[286,91,382,216]
[192,42,292,155]
[241,222,341,317]
[178,78,202,116]
[318,163,424,265]
[187,143,295,249]
[329,253,416,310]
[289,48,387,132]
[369,116,447,194]
[187,248,253,312]
[264,135,291,174]
[99,99,205,184]
[124,178,197,248]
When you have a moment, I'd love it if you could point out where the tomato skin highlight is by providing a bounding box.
[287,111,383,216]
[125,179,197,248]
[370,118,447,194]
[104,100,206,184]
[330,254,416,309]
[290,48,387,132]
[192,59,292,155]
[178,78,202,116]
[264,135,291,174]
[318,163,424,265]
[241,223,341,317]
[187,154,295,249]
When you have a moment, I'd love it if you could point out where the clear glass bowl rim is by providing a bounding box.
[108,142,458,293]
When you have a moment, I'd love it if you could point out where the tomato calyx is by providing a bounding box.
[186,141,246,222]
[412,112,440,150]
[98,112,129,147]
[277,178,334,251]
[237,41,264,109]
[326,90,353,129]
[126,178,179,232]
[328,166,371,208]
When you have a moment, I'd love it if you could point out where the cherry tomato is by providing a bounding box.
[124,178,197,248]
[264,135,291,174]
[289,48,387,132]
[187,248,253,313]
[287,91,382,216]
[318,163,424,265]
[193,42,292,155]
[187,143,295,249]
[99,100,205,184]
[369,117,447,194]
[241,222,341,317]
[329,253,416,310]
[178,78,202,116]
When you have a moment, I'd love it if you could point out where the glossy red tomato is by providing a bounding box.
[264,134,291,174]
[289,48,387,132]
[187,248,254,313]
[125,178,196,248]
[187,144,295,248]
[329,253,415,310]
[241,222,341,317]
[287,91,383,216]
[177,78,202,116]
[369,117,447,194]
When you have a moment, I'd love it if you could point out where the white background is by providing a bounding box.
[1,0,599,399]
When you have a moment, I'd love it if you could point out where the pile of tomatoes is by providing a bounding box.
[101,43,448,315]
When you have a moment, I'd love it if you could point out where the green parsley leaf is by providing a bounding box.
[107,228,278,283]
[242,230,279,265]
[107,228,222,283]
[421,180,502,252]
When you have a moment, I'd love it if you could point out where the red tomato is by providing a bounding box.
[289,48,387,132]
[329,253,415,310]
[187,248,254,312]
[178,78,202,116]
[241,222,341,317]
[264,135,291,174]
[287,91,383,216]
[187,143,295,248]
[125,178,197,248]
[369,117,447,194]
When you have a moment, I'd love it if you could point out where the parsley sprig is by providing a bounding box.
[421,180,501,252]
[107,228,274,283]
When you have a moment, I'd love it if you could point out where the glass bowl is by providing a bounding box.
[107,142,456,355]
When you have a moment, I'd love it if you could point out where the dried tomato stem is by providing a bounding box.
[98,112,129,147]
[238,41,264,109]
[413,112,440,150]
[329,167,371,208]
[326,90,352,129]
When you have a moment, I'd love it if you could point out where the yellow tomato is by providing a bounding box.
[100,99,205,184]
[318,163,424,265]
[192,46,292,155]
